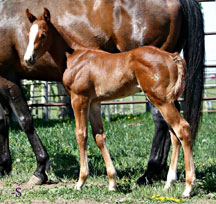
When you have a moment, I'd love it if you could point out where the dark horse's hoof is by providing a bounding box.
[34,169,49,184]
[0,162,12,178]
[136,161,169,186]
[27,173,48,186]
[136,172,153,186]
[0,170,4,178]
[27,159,50,186]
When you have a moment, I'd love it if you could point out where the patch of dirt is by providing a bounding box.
[2,199,102,204]
[0,179,106,189]
[22,181,76,190]
[194,200,216,204]
[0,181,4,188]
[0,180,107,195]
[0,181,76,191]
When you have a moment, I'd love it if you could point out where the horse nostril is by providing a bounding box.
[32,53,37,60]
[30,56,34,62]
[25,56,36,66]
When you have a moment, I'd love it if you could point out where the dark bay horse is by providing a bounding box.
[0,0,204,186]
[24,8,196,197]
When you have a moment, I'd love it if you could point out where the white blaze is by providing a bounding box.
[24,24,39,61]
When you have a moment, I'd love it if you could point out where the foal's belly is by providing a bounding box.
[92,82,142,103]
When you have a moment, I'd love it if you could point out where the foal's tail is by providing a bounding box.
[167,54,186,102]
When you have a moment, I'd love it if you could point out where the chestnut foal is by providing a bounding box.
[24,8,195,197]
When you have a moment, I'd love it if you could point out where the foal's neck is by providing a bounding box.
[48,23,73,76]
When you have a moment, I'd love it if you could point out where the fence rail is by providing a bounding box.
[205,32,216,35]
[28,96,216,107]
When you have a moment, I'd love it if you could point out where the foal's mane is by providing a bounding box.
[55,25,88,50]
[37,13,89,52]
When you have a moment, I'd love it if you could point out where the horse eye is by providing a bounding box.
[41,33,46,39]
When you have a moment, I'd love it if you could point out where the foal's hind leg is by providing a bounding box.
[157,103,195,197]
[165,101,181,189]
[72,94,89,190]
[164,130,181,189]
[89,103,116,191]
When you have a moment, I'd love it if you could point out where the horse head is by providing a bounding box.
[24,8,52,66]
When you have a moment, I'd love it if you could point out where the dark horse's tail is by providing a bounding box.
[178,0,205,141]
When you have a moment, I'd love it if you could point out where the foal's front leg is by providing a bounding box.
[89,103,116,191]
[72,94,89,190]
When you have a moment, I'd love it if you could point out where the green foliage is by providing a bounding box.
[0,113,216,203]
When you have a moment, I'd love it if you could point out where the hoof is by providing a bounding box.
[136,174,153,186]
[182,189,191,198]
[75,185,81,190]
[0,163,12,177]
[164,182,171,190]
[108,180,116,191]
[0,171,4,178]
[132,183,137,190]
[75,182,83,190]
[182,192,190,198]
[26,175,43,187]
[182,182,194,198]
[182,188,192,198]
[108,185,116,191]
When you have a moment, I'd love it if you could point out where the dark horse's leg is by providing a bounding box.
[137,101,180,185]
[0,75,50,183]
[0,100,11,177]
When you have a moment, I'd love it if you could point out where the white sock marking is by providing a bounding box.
[164,167,177,189]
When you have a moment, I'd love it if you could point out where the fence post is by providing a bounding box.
[130,96,134,114]
[106,105,111,121]
[121,98,125,115]
[41,82,49,121]
[45,82,50,120]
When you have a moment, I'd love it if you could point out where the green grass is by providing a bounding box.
[0,113,216,203]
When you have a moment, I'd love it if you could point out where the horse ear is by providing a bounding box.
[43,8,51,22]
[26,9,37,23]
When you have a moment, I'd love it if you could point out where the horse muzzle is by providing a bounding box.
[24,54,37,67]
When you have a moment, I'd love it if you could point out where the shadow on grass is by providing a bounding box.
[52,152,79,179]
[196,165,216,193]
[117,182,132,194]
[10,119,75,130]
